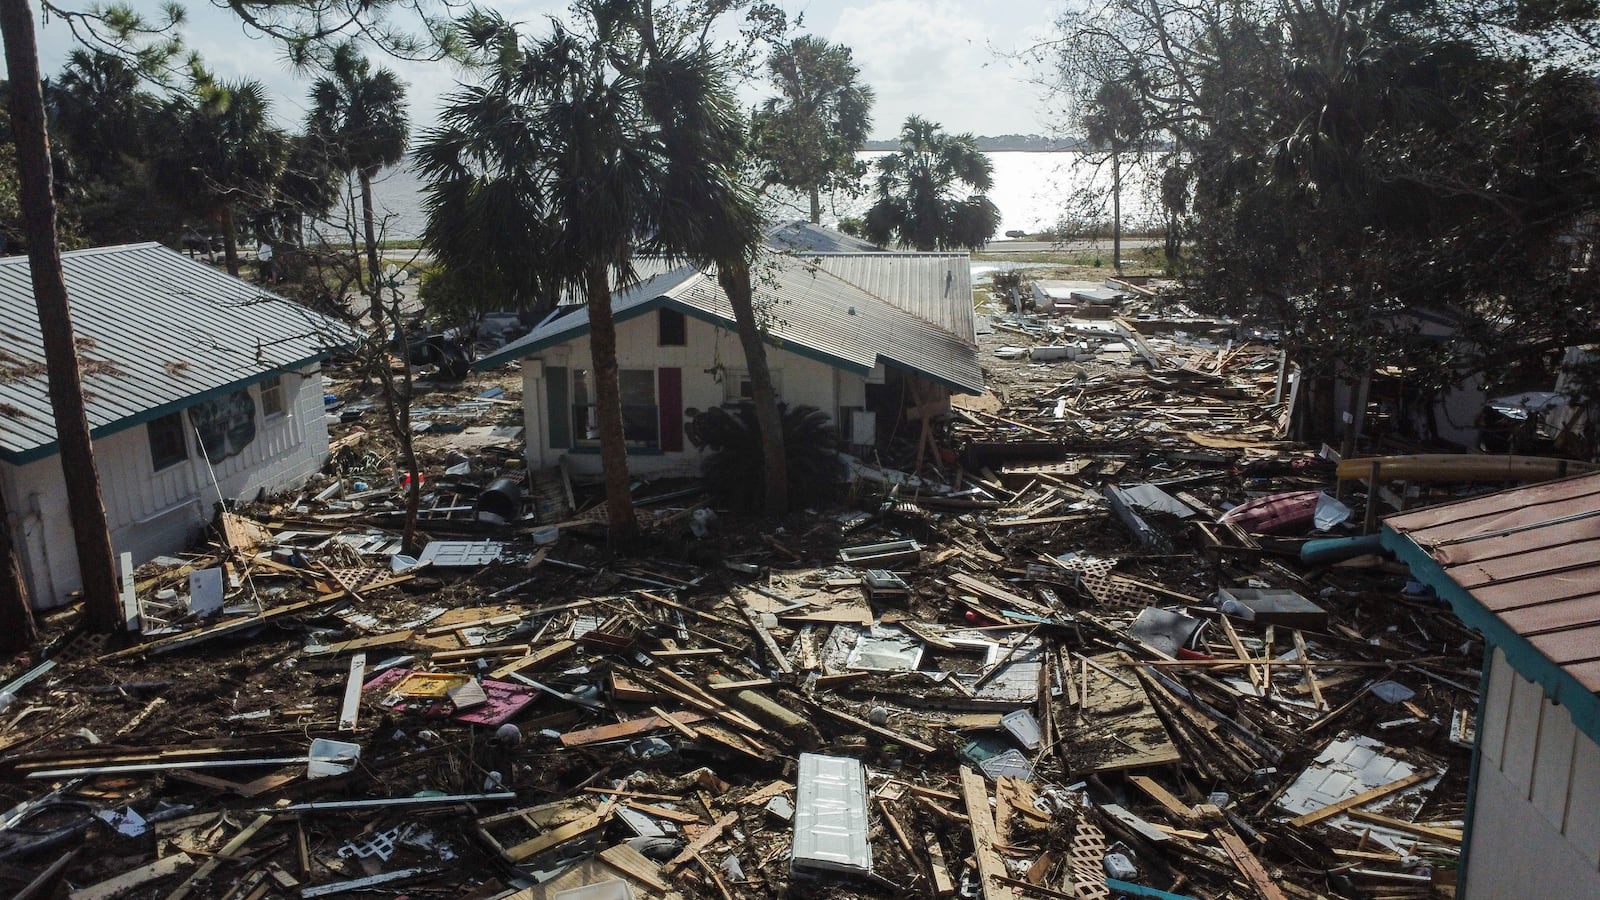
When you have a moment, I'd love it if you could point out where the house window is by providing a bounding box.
[259,375,286,417]
[148,412,188,471]
[723,369,781,405]
[658,309,686,346]
[572,368,659,448]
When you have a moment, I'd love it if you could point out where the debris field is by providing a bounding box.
[0,287,1512,900]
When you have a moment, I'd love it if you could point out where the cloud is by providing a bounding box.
[829,0,1042,137]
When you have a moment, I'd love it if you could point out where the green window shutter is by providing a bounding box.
[546,366,570,449]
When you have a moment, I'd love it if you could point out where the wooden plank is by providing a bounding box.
[71,853,195,900]
[624,800,702,824]
[338,652,366,732]
[803,698,937,754]
[648,706,701,740]
[1099,803,1170,843]
[1128,775,1197,822]
[165,807,279,900]
[501,810,607,863]
[559,711,711,747]
[707,678,775,691]
[1341,808,1462,843]
[662,811,737,876]
[1212,826,1287,900]
[16,848,76,900]
[1291,631,1326,710]
[925,832,957,897]
[1286,770,1435,828]
[310,630,415,656]
[489,639,577,679]
[598,843,671,893]
[958,766,1018,900]
[741,606,794,675]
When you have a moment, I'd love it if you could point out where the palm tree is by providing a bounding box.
[752,35,874,224]
[418,5,768,541]
[863,116,999,251]
[305,41,409,327]
[1082,79,1146,274]
[50,49,157,176]
[157,75,287,276]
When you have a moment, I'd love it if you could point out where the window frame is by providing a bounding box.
[148,411,189,471]
[571,367,661,449]
[722,368,782,405]
[259,374,286,418]
[657,308,687,347]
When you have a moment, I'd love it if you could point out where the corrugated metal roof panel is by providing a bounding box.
[807,253,976,342]
[0,243,357,460]
[1386,472,1600,692]
[765,221,881,254]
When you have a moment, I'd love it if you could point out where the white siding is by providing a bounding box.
[0,366,329,608]
[522,309,859,478]
[1464,648,1600,900]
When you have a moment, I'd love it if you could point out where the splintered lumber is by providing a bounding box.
[166,806,281,900]
[101,592,355,661]
[558,711,711,747]
[649,706,702,740]
[1291,631,1327,710]
[500,809,608,863]
[1287,770,1436,828]
[71,852,194,900]
[662,811,738,876]
[338,653,366,732]
[801,698,937,754]
[1341,809,1463,843]
[925,832,957,897]
[1211,825,1287,900]
[948,572,1050,616]
[1072,652,1181,774]
[489,639,577,679]
[598,844,671,893]
[1128,775,1198,822]
[742,606,794,675]
[16,848,76,900]
[958,766,1019,900]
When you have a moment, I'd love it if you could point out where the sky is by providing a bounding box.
[33,0,1070,141]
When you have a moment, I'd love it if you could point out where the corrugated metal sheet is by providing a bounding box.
[0,243,356,461]
[1386,473,1600,691]
[765,221,881,254]
[807,253,976,342]
[480,254,984,394]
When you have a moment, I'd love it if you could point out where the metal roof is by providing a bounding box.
[1384,473,1600,691]
[765,221,881,254]
[0,243,358,463]
[805,253,976,342]
[479,252,984,394]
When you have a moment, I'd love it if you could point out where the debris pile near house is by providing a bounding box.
[0,314,1520,899]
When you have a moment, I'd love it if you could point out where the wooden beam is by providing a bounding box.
[338,652,366,732]
[165,806,280,900]
[662,811,737,876]
[1211,826,1287,900]
[489,639,577,679]
[1128,776,1197,822]
[1287,770,1435,828]
[72,853,194,900]
[958,766,1018,900]
[559,711,711,747]
[1341,809,1462,843]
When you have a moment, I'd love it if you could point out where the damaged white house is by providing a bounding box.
[476,224,986,478]
[0,243,354,608]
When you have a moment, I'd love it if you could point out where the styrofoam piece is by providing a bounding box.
[792,752,872,876]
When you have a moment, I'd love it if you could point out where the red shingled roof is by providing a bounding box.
[1386,473,1600,691]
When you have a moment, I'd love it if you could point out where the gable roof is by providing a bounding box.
[477,251,984,394]
[0,242,358,464]
[1382,472,1600,745]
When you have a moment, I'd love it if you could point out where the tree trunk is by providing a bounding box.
[808,187,821,224]
[360,168,384,328]
[1111,150,1122,275]
[220,204,240,277]
[719,263,787,514]
[0,0,123,632]
[586,263,637,544]
[0,473,37,651]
